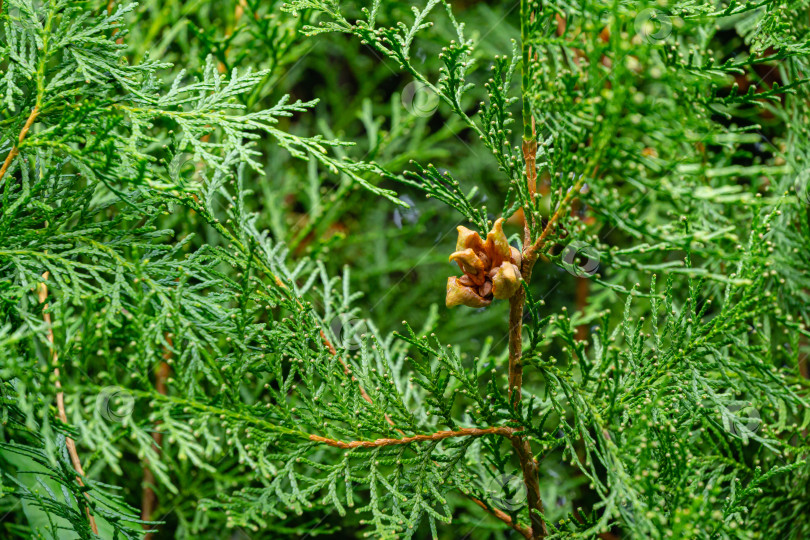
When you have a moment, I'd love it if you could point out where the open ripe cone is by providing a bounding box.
[491,262,521,299]
[446,218,522,308]
[455,225,485,253]
[446,276,492,308]
[448,248,486,285]
[484,218,511,267]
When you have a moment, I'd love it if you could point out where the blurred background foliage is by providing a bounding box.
[124,0,527,350]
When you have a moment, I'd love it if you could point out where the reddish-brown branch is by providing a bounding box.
[511,122,539,409]
[508,288,528,408]
[142,348,170,539]
[575,277,590,342]
[0,105,40,184]
[522,176,587,268]
[507,279,547,539]
[38,274,99,535]
[511,434,547,537]
[509,119,549,539]
[309,426,518,449]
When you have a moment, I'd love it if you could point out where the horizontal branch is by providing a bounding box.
[309,426,519,449]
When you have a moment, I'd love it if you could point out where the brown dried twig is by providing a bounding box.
[0,105,39,184]
[37,273,99,535]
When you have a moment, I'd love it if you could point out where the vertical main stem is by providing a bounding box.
[511,426,547,538]
[510,1,548,538]
[507,290,526,407]
[520,0,533,143]
[142,351,170,538]
[508,267,547,539]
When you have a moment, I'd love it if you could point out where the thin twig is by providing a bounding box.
[309,426,518,449]
[522,175,587,267]
[37,273,99,535]
[0,105,40,184]
[141,347,170,539]
[469,496,533,539]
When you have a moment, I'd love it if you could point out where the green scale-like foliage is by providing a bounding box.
[1,0,809,539]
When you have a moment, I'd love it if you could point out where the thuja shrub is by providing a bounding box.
[1,0,809,538]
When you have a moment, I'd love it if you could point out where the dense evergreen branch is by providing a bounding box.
[2,1,809,538]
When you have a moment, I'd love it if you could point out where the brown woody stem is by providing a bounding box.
[38,274,99,535]
[511,433,547,538]
[512,29,549,528]
[507,276,547,539]
[509,155,589,539]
